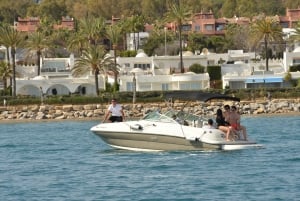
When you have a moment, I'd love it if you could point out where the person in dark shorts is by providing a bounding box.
[103,99,125,123]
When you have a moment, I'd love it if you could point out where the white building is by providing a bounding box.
[5,44,299,97]
[117,50,210,92]
[16,56,105,96]
[127,32,149,51]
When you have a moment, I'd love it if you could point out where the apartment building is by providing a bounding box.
[15,16,75,32]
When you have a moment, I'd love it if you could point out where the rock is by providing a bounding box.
[253,108,265,114]
[73,105,83,111]
[83,105,96,110]
[36,112,45,120]
[86,111,94,117]
[0,99,299,121]
[55,115,66,119]
[94,109,104,115]
[63,105,73,112]
[29,105,39,112]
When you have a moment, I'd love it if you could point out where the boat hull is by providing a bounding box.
[90,115,261,151]
[93,130,226,151]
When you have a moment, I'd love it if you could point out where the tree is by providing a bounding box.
[105,24,123,91]
[0,25,24,97]
[221,0,237,17]
[33,0,68,22]
[189,63,205,74]
[0,61,12,94]
[236,0,258,18]
[250,15,283,71]
[0,0,35,24]
[67,32,88,56]
[78,17,106,46]
[289,21,300,43]
[187,33,207,53]
[225,23,253,51]
[72,45,115,96]
[25,31,50,76]
[127,15,145,51]
[165,1,192,73]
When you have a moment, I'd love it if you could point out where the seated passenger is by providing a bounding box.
[228,106,248,141]
[202,119,215,129]
[223,105,231,122]
[216,109,233,141]
[172,114,181,124]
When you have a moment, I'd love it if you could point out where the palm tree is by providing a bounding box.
[165,1,192,73]
[67,32,88,56]
[25,31,50,76]
[288,21,300,49]
[0,24,13,96]
[0,61,12,95]
[0,25,24,97]
[119,18,131,50]
[78,17,106,46]
[128,15,145,51]
[106,24,122,91]
[250,15,283,71]
[72,45,115,96]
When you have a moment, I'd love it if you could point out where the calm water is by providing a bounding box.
[0,115,299,201]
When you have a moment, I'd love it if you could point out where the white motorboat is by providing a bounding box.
[90,94,262,151]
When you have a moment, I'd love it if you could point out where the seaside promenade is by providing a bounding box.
[0,98,299,122]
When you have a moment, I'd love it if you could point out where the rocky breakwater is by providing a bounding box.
[0,98,299,121]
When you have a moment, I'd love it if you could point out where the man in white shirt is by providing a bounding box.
[103,99,125,123]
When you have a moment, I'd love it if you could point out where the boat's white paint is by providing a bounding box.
[91,111,262,152]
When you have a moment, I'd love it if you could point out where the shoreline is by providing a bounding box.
[0,98,299,123]
[0,108,300,124]
[1,112,299,124]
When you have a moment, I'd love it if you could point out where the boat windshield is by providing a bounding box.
[142,110,208,125]
[142,111,174,123]
[143,111,162,121]
[164,110,201,122]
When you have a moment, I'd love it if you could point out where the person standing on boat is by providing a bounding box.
[103,98,125,123]
[216,109,232,141]
[228,105,248,141]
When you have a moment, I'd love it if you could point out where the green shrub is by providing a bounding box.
[290,65,300,72]
[207,65,221,80]
[2,88,300,106]
[189,63,205,74]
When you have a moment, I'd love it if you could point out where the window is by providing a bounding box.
[179,82,201,90]
[204,24,213,31]
[0,51,5,60]
[181,24,191,31]
[216,24,224,31]
[126,82,133,91]
[162,83,169,91]
[133,63,150,70]
[180,83,190,90]
[139,83,151,91]
[195,25,201,32]
[293,58,300,65]
[280,22,289,28]
[190,83,200,89]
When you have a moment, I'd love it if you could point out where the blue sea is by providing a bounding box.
[0,115,299,201]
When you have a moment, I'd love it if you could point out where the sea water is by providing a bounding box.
[0,115,299,201]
